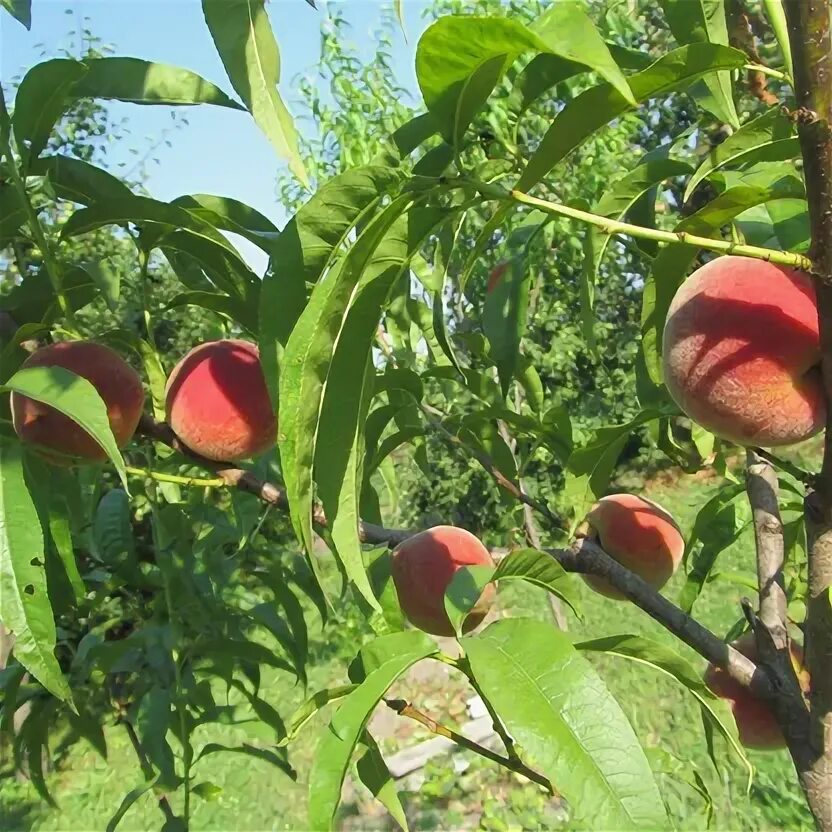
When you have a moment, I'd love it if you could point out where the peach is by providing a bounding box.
[165,339,276,462]
[487,262,508,293]
[581,494,684,600]
[391,526,496,637]
[11,341,145,463]
[662,256,823,447]
[704,633,809,750]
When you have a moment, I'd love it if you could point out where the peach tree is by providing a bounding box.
[1,0,831,829]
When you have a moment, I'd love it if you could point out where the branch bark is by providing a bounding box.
[784,1,832,827]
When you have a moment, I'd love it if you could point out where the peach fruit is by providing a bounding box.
[11,340,145,463]
[662,256,823,447]
[165,339,276,462]
[487,262,509,293]
[581,494,684,599]
[704,633,809,750]
[391,525,496,637]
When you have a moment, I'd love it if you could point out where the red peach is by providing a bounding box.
[165,339,276,462]
[487,262,509,293]
[11,341,145,463]
[391,526,496,637]
[704,633,809,750]
[582,494,684,600]
[662,256,823,447]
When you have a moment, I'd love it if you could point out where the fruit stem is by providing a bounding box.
[384,698,557,795]
[0,87,80,335]
[466,178,812,271]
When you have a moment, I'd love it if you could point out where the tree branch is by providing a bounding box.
[784,1,832,827]
[384,698,556,794]
[466,178,812,270]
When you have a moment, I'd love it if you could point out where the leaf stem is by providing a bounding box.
[743,62,790,82]
[0,87,79,334]
[384,698,556,795]
[466,178,812,271]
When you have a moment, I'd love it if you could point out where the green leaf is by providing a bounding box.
[74,57,243,108]
[106,777,159,832]
[278,195,413,558]
[482,257,530,398]
[1,0,30,28]
[196,742,296,779]
[166,291,255,333]
[736,198,810,253]
[463,619,668,829]
[259,165,404,404]
[29,156,133,204]
[356,732,409,832]
[507,53,585,119]
[575,633,751,778]
[679,483,747,613]
[172,193,279,251]
[518,44,746,192]
[84,260,120,312]
[4,366,128,489]
[0,439,71,701]
[192,781,223,800]
[761,0,793,80]
[416,13,632,154]
[658,0,738,127]
[309,633,436,831]
[202,0,308,186]
[684,108,794,200]
[13,59,89,166]
[281,685,358,746]
[0,186,26,241]
[444,565,496,637]
[493,548,582,619]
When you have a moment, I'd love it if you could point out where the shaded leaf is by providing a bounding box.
[356,732,408,831]
[106,777,158,832]
[28,155,133,205]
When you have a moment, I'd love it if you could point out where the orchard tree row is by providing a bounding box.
[1,0,831,829]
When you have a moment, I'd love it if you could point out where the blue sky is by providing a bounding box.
[1,0,431,272]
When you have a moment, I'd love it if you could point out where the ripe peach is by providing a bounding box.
[581,494,684,600]
[662,256,823,447]
[11,341,145,463]
[487,262,508,293]
[704,633,809,750]
[165,339,276,462]
[391,526,496,637]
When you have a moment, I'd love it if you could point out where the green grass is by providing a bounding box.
[0,461,816,831]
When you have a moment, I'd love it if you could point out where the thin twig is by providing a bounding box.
[121,720,177,824]
[125,465,226,489]
[468,178,812,271]
[384,698,555,794]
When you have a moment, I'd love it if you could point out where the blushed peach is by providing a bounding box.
[582,494,684,600]
[391,525,495,637]
[704,633,809,750]
[165,339,276,462]
[662,256,823,447]
[11,341,144,463]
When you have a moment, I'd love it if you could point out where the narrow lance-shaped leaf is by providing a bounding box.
[658,0,738,128]
[28,156,134,205]
[74,57,244,108]
[258,165,404,405]
[278,196,414,559]
[0,439,72,702]
[463,619,668,829]
[202,0,308,186]
[1,0,31,29]
[13,59,88,167]
[518,43,747,193]
[308,631,437,831]
[356,732,409,831]
[3,367,128,490]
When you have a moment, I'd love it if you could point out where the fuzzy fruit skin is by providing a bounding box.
[704,633,809,750]
[582,494,684,600]
[391,526,496,637]
[662,256,823,447]
[11,341,145,463]
[487,262,509,293]
[165,339,276,462]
